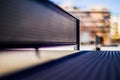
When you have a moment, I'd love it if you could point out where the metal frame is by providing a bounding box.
[0,0,80,50]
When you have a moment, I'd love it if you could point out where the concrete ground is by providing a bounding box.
[80,45,120,51]
[40,45,120,51]
[0,50,78,77]
[0,45,119,77]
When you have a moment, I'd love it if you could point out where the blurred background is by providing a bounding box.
[1,0,120,77]
[48,0,120,50]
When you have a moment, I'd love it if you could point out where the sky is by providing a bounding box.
[49,0,120,15]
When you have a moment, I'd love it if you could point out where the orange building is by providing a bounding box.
[60,4,111,45]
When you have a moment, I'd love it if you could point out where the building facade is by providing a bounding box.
[60,4,111,45]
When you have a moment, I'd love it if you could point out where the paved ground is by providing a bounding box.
[0,45,120,78]
[40,45,120,51]
[0,50,77,77]
[80,45,120,51]
[1,51,120,80]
